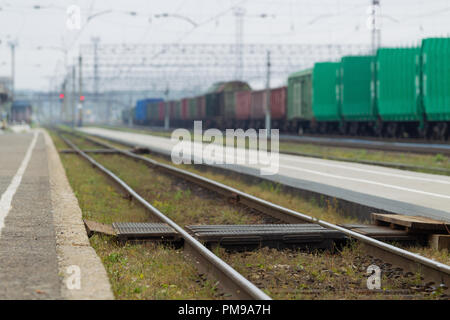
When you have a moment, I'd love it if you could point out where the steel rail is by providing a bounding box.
[59,149,122,154]
[73,130,450,289]
[60,134,271,300]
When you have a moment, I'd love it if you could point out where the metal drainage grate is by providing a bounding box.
[112,222,180,241]
[185,224,347,250]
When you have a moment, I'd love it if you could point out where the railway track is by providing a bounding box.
[59,133,270,300]
[56,129,450,299]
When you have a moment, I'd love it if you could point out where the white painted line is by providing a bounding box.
[0,131,39,234]
[281,155,450,185]
[279,163,450,200]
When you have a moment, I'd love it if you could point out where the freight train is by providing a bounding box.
[127,37,450,140]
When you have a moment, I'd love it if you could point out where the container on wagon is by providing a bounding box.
[173,100,181,120]
[169,101,176,119]
[181,98,189,120]
[188,97,197,120]
[134,99,148,123]
[339,56,376,122]
[205,81,251,118]
[376,47,422,122]
[158,101,165,121]
[421,37,450,122]
[270,86,287,120]
[196,96,206,119]
[312,62,340,121]
[235,91,252,120]
[206,92,220,117]
[287,68,313,121]
[223,91,236,119]
[146,101,157,122]
[250,90,266,120]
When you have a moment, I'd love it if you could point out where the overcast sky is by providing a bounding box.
[1,0,449,90]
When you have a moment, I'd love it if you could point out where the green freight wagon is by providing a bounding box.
[287,68,313,121]
[421,38,450,122]
[376,47,422,122]
[312,62,340,121]
[188,97,197,120]
[173,100,181,120]
[146,101,158,123]
[340,55,376,122]
[205,93,219,117]
[223,91,236,119]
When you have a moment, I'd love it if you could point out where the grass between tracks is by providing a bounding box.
[49,131,221,300]
[214,243,440,300]
[50,130,449,299]
[93,125,450,174]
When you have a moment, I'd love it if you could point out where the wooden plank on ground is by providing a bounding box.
[429,234,450,250]
[83,219,116,237]
[340,224,419,242]
[371,213,450,233]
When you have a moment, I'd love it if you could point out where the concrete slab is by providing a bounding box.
[0,132,60,299]
[0,130,113,299]
[43,130,114,300]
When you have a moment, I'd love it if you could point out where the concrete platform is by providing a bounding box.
[80,127,450,223]
[0,130,113,299]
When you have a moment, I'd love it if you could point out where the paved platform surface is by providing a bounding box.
[0,131,60,299]
[0,130,113,299]
[80,127,450,223]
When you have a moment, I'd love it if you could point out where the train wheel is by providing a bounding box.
[445,122,450,141]
[418,123,428,139]
[349,122,358,136]
[339,122,347,135]
[386,123,398,138]
[437,122,448,141]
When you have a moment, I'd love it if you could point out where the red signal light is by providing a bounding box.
[79,95,85,101]
[59,93,64,99]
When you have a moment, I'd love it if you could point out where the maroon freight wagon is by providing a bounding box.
[158,101,165,121]
[181,98,189,120]
[250,90,266,120]
[270,86,287,120]
[169,101,176,119]
[235,91,252,121]
[196,96,206,119]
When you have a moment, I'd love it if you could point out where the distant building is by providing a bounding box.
[0,77,12,122]
[11,100,32,124]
